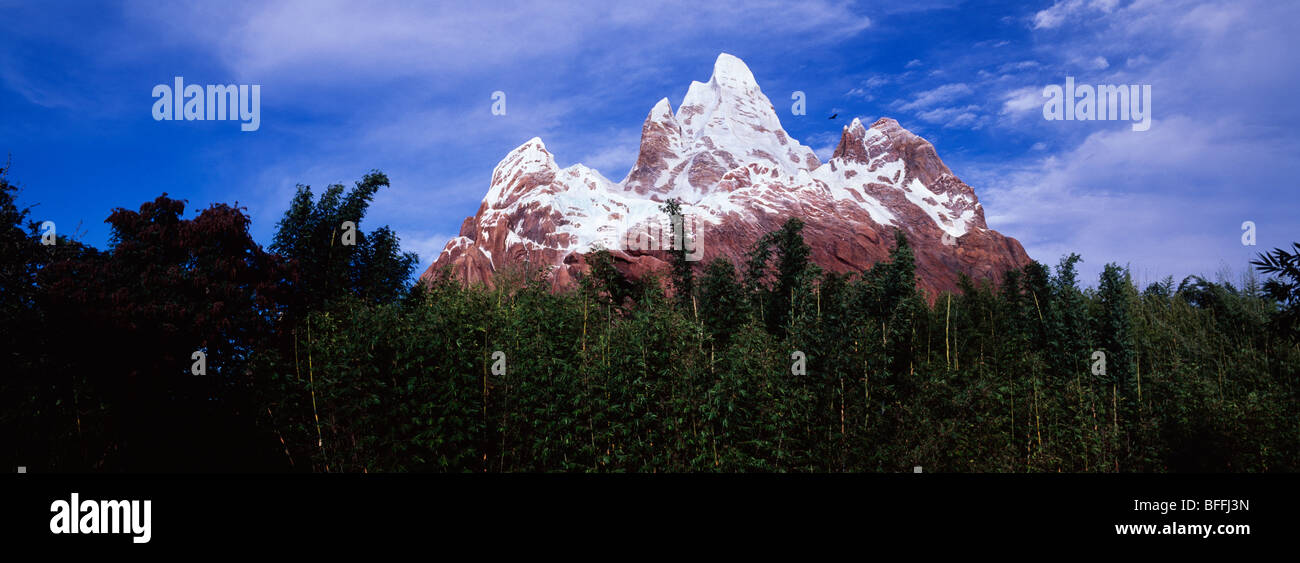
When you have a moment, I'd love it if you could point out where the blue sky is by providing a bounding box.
[2,0,1296,287]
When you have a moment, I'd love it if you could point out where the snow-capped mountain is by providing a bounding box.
[423,53,1030,296]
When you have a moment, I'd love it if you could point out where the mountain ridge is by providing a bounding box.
[422,53,1031,296]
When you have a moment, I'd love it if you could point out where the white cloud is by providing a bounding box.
[575,141,640,180]
[846,75,890,100]
[999,86,1043,116]
[1125,55,1150,68]
[969,0,1300,282]
[916,105,981,127]
[997,60,1040,73]
[894,83,973,112]
[126,0,874,84]
[1176,1,1245,36]
[1032,0,1119,30]
[980,114,1300,284]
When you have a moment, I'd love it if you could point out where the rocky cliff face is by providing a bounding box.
[422,53,1031,297]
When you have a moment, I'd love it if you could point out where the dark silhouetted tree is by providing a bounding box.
[270,171,417,316]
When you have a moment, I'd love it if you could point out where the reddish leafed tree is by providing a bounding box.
[36,194,292,470]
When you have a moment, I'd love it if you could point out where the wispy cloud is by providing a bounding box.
[855,0,1300,283]
[125,0,874,85]
[1031,0,1120,30]
[894,83,973,112]
[999,86,1041,117]
[4,0,1297,288]
[981,111,1300,283]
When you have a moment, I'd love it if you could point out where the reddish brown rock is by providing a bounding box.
[421,54,1031,299]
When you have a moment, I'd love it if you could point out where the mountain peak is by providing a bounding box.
[710,53,758,89]
[427,55,1029,297]
[658,53,818,194]
[648,97,674,122]
[484,136,559,205]
[501,137,553,169]
[626,97,686,194]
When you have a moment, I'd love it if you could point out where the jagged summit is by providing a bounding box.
[425,54,1030,296]
[709,52,759,88]
[628,52,819,199]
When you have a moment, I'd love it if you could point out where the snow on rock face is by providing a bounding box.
[815,117,984,239]
[624,98,684,195]
[424,53,1030,297]
[624,53,820,199]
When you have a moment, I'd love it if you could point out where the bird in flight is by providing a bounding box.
[828,113,838,119]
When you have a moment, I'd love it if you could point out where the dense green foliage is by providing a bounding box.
[1252,243,1300,336]
[1,168,292,469]
[260,218,1300,472]
[0,169,414,470]
[2,166,1297,472]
